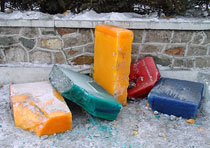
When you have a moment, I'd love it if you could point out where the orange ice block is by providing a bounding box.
[93,24,134,106]
[10,81,72,136]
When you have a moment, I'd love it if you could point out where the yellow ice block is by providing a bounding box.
[10,81,72,136]
[93,24,134,106]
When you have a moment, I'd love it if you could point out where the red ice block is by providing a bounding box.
[128,57,160,98]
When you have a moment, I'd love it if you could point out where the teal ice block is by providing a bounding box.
[49,65,122,120]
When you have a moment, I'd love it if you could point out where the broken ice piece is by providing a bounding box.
[93,24,134,106]
[49,65,122,121]
[148,78,204,118]
[128,57,160,99]
[10,81,72,136]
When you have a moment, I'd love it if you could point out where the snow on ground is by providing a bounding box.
[0,10,210,23]
[0,66,210,148]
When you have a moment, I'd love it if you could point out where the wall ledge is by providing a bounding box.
[0,19,210,30]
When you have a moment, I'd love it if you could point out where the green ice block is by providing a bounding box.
[49,65,122,120]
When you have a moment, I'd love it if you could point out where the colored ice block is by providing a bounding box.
[49,65,122,121]
[128,57,160,98]
[10,81,72,136]
[93,24,134,106]
[148,78,204,118]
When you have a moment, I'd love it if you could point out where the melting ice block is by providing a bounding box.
[93,24,133,106]
[128,57,160,99]
[148,78,204,118]
[10,81,72,136]
[49,65,122,121]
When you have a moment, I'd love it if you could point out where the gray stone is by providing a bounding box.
[4,46,26,62]
[195,57,210,68]
[173,58,194,68]
[0,27,20,35]
[192,32,205,45]
[21,28,39,38]
[54,52,65,64]
[70,55,94,65]
[64,47,83,59]
[0,36,18,46]
[145,30,171,43]
[0,49,4,64]
[187,45,207,56]
[19,37,35,49]
[165,45,186,56]
[57,28,77,36]
[133,30,144,43]
[131,55,138,63]
[203,31,210,45]
[140,44,163,53]
[30,50,51,64]
[40,28,56,36]
[84,44,94,53]
[41,38,62,50]
[139,54,172,66]
[172,31,193,43]
[132,44,140,54]
[63,29,92,48]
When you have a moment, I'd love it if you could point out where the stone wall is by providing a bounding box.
[0,27,210,68]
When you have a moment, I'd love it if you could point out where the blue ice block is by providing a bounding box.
[148,77,204,118]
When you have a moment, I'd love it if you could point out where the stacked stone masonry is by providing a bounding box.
[0,27,210,68]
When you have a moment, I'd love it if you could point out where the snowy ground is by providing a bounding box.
[0,67,210,148]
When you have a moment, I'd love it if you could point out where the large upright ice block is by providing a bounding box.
[148,78,204,118]
[49,65,122,121]
[10,81,72,136]
[93,24,134,106]
[128,57,160,99]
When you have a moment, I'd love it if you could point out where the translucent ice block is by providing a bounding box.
[128,57,160,99]
[10,81,72,136]
[148,77,204,118]
[93,24,133,106]
[49,65,122,121]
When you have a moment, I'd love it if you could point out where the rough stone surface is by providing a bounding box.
[71,55,94,65]
[132,44,140,54]
[131,55,138,63]
[132,30,144,43]
[63,30,92,48]
[0,36,18,46]
[0,27,209,68]
[30,50,51,64]
[196,57,210,68]
[145,30,171,43]
[192,32,206,45]
[165,46,185,56]
[84,44,94,53]
[203,31,210,45]
[40,28,56,36]
[41,38,62,50]
[0,27,20,35]
[140,44,163,53]
[19,37,35,49]
[21,28,39,38]
[139,54,172,66]
[54,52,65,64]
[65,47,83,59]
[173,58,194,68]
[187,45,207,56]
[4,46,26,62]
[57,28,77,36]
[0,49,4,63]
[172,31,193,43]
